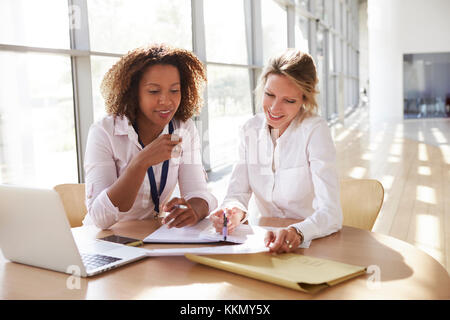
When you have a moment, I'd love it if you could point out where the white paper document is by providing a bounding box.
[142,219,310,256]
[143,218,269,244]
[145,242,269,256]
[143,218,213,243]
[144,221,279,256]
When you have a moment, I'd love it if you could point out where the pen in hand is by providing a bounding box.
[222,212,228,241]
[162,204,188,225]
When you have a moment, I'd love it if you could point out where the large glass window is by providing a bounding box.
[296,0,310,12]
[204,0,248,64]
[0,0,362,188]
[0,52,77,187]
[87,0,192,54]
[262,0,288,64]
[343,42,348,108]
[204,1,253,171]
[328,34,337,118]
[324,0,334,25]
[90,56,120,122]
[334,0,341,31]
[207,66,253,169]
[295,14,310,53]
[0,0,70,49]
[343,3,348,41]
[316,27,327,117]
[315,0,325,20]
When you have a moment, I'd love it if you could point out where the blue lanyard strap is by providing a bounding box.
[132,121,174,214]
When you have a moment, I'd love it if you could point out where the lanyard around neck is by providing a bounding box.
[132,121,174,214]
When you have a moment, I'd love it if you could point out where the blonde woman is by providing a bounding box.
[211,49,342,253]
[84,44,217,230]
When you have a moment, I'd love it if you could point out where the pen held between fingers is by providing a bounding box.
[222,212,228,241]
[173,204,188,210]
[162,204,189,225]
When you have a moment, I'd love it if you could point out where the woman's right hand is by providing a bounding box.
[210,207,246,235]
[135,134,182,168]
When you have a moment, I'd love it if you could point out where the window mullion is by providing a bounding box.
[68,0,94,183]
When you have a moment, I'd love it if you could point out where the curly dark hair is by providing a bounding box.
[101,43,207,124]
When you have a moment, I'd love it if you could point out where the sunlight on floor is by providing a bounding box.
[395,124,404,139]
[380,175,394,190]
[389,143,403,156]
[415,214,440,247]
[367,143,379,152]
[417,131,424,142]
[414,214,443,265]
[439,145,450,164]
[431,128,447,144]
[418,143,429,161]
[417,166,431,176]
[349,166,367,179]
[361,153,372,161]
[416,185,436,205]
[388,156,400,163]
[334,128,352,142]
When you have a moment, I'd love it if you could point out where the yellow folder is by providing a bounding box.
[185,252,367,294]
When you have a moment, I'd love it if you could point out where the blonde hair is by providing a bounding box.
[100,43,206,124]
[256,48,319,119]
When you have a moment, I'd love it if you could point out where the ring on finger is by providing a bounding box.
[285,239,293,249]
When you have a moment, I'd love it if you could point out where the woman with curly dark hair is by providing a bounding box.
[83,44,217,230]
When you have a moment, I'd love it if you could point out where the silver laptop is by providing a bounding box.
[0,184,148,277]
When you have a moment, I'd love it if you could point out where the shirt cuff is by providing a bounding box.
[86,189,120,229]
[183,190,218,214]
[220,201,249,224]
[289,219,319,249]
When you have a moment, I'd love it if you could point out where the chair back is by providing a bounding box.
[53,183,87,228]
[340,179,384,231]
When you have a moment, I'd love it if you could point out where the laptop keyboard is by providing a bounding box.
[81,253,122,271]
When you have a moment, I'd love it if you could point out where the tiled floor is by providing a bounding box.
[206,106,450,273]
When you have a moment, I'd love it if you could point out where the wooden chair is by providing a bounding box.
[340,179,384,231]
[53,183,87,228]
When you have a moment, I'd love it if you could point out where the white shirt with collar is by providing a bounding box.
[83,115,217,229]
[221,112,342,247]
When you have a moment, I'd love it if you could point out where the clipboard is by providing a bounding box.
[185,252,367,294]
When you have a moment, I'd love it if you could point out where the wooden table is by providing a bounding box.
[1,217,449,299]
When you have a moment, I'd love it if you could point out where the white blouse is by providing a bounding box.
[221,113,343,247]
[83,115,217,229]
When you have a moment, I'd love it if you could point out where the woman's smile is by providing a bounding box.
[267,109,284,120]
[156,109,174,118]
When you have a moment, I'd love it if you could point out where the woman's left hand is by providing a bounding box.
[162,197,200,228]
[264,227,303,254]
